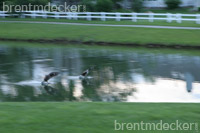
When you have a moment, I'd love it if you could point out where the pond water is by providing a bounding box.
[0,43,200,102]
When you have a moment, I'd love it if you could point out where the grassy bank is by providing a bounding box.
[144,8,200,14]
[0,22,200,46]
[1,18,200,28]
[0,102,199,133]
[2,41,200,56]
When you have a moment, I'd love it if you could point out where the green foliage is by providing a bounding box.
[1,0,15,11]
[81,0,122,12]
[0,0,4,10]
[0,0,50,11]
[132,0,143,12]
[1,0,49,7]
[111,0,123,10]
[14,0,49,5]
[80,0,95,12]
[165,0,181,9]
[111,0,123,2]
[96,0,113,12]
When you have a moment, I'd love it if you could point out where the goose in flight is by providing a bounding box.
[79,66,94,79]
[41,72,59,86]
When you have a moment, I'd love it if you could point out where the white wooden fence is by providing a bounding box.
[0,11,200,24]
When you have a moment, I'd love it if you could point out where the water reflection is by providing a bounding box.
[0,44,200,102]
[185,72,194,93]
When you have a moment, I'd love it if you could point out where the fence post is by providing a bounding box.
[20,13,25,18]
[55,12,59,19]
[132,13,137,22]
[1,12,5,18]
[31,12,36,19]
[43,12,47,19]
[196,14,200,24]
[86,12,91,21]
[73,13,78,20]
[149,13,154,22]
[101,12,106,21]
[67,12,72,20]
[116,12,121,21]
[176,13,181,23]
[167,13,172,23]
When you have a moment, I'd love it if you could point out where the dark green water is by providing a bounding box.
[0,43,200,102]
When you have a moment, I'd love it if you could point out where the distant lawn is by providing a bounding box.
[113,7,200,14]
[144,8,200,14]
[2,41,200,56]
[0,102,199,133]
[1,17,200,28]
[0,22,200,46]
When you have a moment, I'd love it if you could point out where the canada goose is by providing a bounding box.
[79,67,94,79]
[41,72,59,86]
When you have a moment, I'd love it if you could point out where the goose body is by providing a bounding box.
[79,67,94,79]
[41,72,59,86]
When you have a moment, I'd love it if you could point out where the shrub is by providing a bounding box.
[16,0,49,5]
[1,0,50,12]
[132,0,143,12]
[81,0,96,12]
[0,0,5,10]
[96,0,113,12]
[1,0,17,12]
[111,0,123,10]
[165,0,181,9]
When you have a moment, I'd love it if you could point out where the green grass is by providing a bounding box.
[113,7,200,13]
[144,8,200,14]
[2,41,200,56]
[0,102,199,133]
[1,17,200,28]
[0,22,200,46]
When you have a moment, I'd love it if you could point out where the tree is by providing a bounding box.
[96,0,113,12]
[80,0,96,12]
[165,0,181,9]
[0,0,16,11]
[0,0,50,12]
[132,0,143,12]
[0,0,4,10]
[111,0,123,10]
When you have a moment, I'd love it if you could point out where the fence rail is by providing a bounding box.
[0,11,200,24]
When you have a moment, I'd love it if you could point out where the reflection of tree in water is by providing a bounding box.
[80,67,137,102]
[68,80,76,101]
[80,55,132,82]
[0,48,34,82]
[44,85,59,95]
[41,82,76,101]
[97,82,136,102]
[81,78,101,101]
[0,48,138,101]
[0,85,37,101]
[0,82,76,101]
[1,46,199,101]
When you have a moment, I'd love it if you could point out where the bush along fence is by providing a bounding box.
[0,11,200,24]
